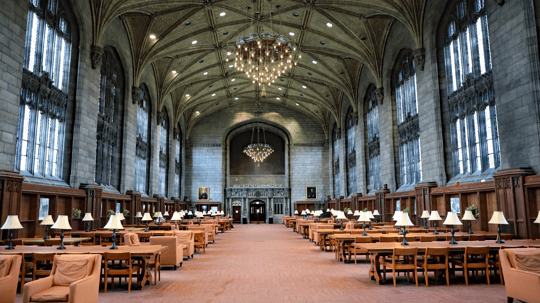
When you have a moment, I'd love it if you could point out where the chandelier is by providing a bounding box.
[228,4,301,86]
[243,112,274,166]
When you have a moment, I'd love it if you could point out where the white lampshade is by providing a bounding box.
[534,211,540,224]
[462,210,476,221]
[354,210,361,217]
[141,212,153,221]
[164,211,169,217]
[116,212,125,220]
[314,212,320,217]
[301,210,306,215]
[306,209,311,214]
[443,212,463,225]
[395,212,414,227]
[428,211,442,221]
[82,213,94,221]
[104,215,124,230]
[220,211,224,215]
[489,211,509,225]
[294,210,299,215]
[326,208,330,212]
[154,212,163,218]
[393,211,403,221]
[420,210,430,219]
[336,212,347,220]
[347,210,353,215]
[135,212,143,218]
[40,215,55,225]
[358,211,371,223]
[170,212,182,221]
[367,211,375,219]
[188,211,193,215]
[196,212,204,218]
[51,215,72,230]
[202,211,207,215]
[1,215,23,230]
[373,210,380,216]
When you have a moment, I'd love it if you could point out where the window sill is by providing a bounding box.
[447,167,500,186]
[19,172,70,188]
[396,183,420,192]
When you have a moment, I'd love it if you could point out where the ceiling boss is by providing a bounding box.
[227,2,301,88]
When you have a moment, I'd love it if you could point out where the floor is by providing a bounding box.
[17,224,508,302]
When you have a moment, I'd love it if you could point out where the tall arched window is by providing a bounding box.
[174,126,182,198]
[16,0,74,179]
[365,85,381,192]
[135,85,151,194]
[95,47,124,189]
[332,125,340,197]
[158,110,169,196]
[346,108,357,196]
[444,0,500,177]
[395,50,422,187]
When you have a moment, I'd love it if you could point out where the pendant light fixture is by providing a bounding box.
[243,107,274,166]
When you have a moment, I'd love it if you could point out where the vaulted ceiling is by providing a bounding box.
[89,0,427,135]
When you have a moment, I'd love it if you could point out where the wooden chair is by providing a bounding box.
[43,239,61,246]
[379,236,398,242]
[418,247,450,287]
[148,253,161,285]
[32,253,55,281]
[383,247,419,287]
[351,237,372,264]
[103,252,141,293]
[79,232,96,246]
[446,235,464,242]
[194,232,206,254]
[138,232,153,243]
[420,235,437,242]
[469,234,486,241]
[453,246,490,285]
[489,249,504,285]
[4,239,23,246]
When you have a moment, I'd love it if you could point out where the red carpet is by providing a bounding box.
[16,224,507,302]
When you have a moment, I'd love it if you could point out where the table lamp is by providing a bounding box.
[196,211,204,224]
[357,211,371,236]
[116,212,125,221]
[354,210,361,218]
[373,210,380,223]
[82,213,94,232]
[170,211,181,230]
[104,214,123,249]
[420,210,430,229]
[336,211,347,230]
[51,215,72,250]
[489,211,508,243]
[135,212,143,225]
[220,210,224,216]
[188,211,193,219]
[462,210,476,234]
[1,215,23,250]
[534,211,540,224]
[163,211,169,222]
[314,212,320,222]
[428,210,442,235]
[443,212,462,244]
[154,211,163,225]
[347,209,353,220]
[141,212,153,231]
[40,215,54,239]
[366,211,375,230]
[395,212,414,245]
[393,211,403,233]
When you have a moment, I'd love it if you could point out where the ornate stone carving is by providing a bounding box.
[448,71,494,122]
[493,0,504,5]
[132,86,141,104]
[159,150,167,168]
[495,178,511,189]
[351,111,359,125]
[157,110,166,125]
[334,160,340,174]
[90,45,103,69]
[6,180,21,193]
[21,69,68,121]
[135,134,148,158]
[375,87,384,104]
[368,137,380,158]
[397,113,420,145]
[336,128,342,140]
[347,150,356,168]
[413,48,426,71]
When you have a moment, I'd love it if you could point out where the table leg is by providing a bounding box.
[137,256,153,289]
[368,253,382,284]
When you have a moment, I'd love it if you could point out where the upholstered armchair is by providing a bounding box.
[123,233,141,246]
[187,226,209,245]
[149,236,184,270]
[500,248,540,303]
[23,254,101,303]
[173,231,195,259]
[0,254,22,303]
[313,224,334,245]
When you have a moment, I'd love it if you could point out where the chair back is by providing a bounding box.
[425,247,449,256]
[44,239,61,246]
[420,235,437,242]
[355,237,372,243]
[393,247,418,257]
[464,246,489,264]
[446,235,464,241]
[104,252,131,262]
[379,236,398,242]
[468,234,486,241]
[33,252,55,263]
[123,233,140,246]
[138,232,153,242]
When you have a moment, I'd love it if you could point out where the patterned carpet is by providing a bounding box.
[17,224,508,302]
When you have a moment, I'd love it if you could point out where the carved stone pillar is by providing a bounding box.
[90,45,103,69]
[80,184,103,230]
[126,190,141,225]
[0,171,24,240]
[375,184,390,222]
[131,86,142,104]
[412,48,426,71]
[494,168,534,239]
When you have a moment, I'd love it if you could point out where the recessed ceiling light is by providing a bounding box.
[199,60,204,63]
[312,60,317,64]
[280,79,284,81]
[289,32,295,36]
[229,65,233,68]
[196,111,200,114]
[326,23,333,28]
[235,98,238,100]
[185,94,190,97]
[220,12,226,16]
[209,85,213,88]
[212,93,216,96]
[203,72,208,75]
[223,31,228,35]
[149,34,156,39]
[233,87,237,90]
[308,72,312,75]
[278,88,282,90]
[300,94,303,96]
[296,103,299,106]
[171,70,177,74]
[302,85,306,88]
[231,79,235,81]
[192,40,198,44]
[185,21,191,25]
[293,13,299,17]
[320,41,325,45]
[227,52,231,56]
[276,97,280,100]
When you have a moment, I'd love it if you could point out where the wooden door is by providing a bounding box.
[233,206,241,223]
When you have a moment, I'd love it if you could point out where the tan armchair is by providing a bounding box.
[187,226,209,245]
[500,248,540,303]
[123,233,141,246]
[0,255,22,303]
[23,254,101,303]
[199,224,216,243]
[149,236,183,270]
[173,231,195,259]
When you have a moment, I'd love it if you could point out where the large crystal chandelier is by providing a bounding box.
[243,111,274,166]
[228,3,301,86]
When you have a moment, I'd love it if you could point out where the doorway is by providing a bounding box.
[249,201,266,224]
[232,206,241,223]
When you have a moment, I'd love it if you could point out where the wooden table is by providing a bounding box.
[18,237,92,246]
[352,240,540,284]
[0,245,167,289]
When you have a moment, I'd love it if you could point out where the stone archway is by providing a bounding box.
[249,200,266,224]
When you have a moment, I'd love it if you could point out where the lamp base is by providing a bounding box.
[401,228,409,245]
[145,222,149,232]
[449,226,458,245]
[43,226,50,240]
[57,230,66,250]
[496,225,505,243]
[110,243,118,249]
[368,221,372,230]
[468,221,473,234]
